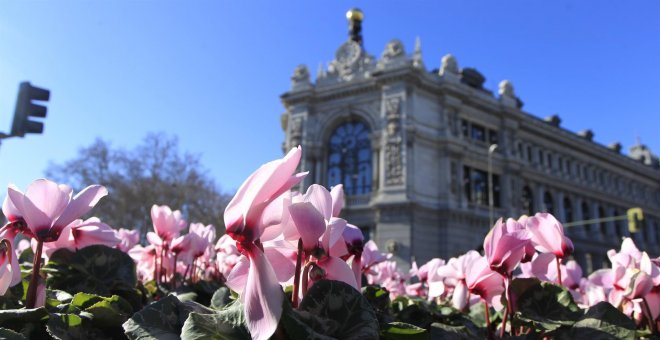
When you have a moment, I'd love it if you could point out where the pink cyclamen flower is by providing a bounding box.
[116,228,140,253]
[526,213,573,259]
[361,240,389,275]
[223,146,306,340]
[150,205,187,243]
[288,199,357,289]
[171,232,208,264]
[466,255,505,307]
[330,184,344,217]
[516,215,538,263]
[436,251,481,310]
[7,179,107,242]
[43,218,120,257]
[483,218,531,276]
[189,223,216,244]
[0,239,20,295]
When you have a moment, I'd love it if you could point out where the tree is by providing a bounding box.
[45,133,232,240]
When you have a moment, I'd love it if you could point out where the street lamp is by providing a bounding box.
[488,144,498,226]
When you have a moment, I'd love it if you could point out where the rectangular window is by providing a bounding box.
[461,119,469,137]
[471,124,486,142]
[464,166,500,207]
[463,166,472,202]
[493,174,501,208]
[488,129,498,145]
[471,168,487,205]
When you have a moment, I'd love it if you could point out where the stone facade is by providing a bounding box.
[280,19,660,272]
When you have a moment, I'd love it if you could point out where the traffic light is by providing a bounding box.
[10,82,50,137]
[627,207,643,233]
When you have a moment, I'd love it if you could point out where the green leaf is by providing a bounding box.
[85,295,133,328]
[214,298,247,330]
[0,327,27,340]
[71,293,104,310]
[555,302,635,340]
[0,307,48,325]
[181,312,250,340]
[45,290,74,309]
[397,304,434,329]
[280,302,337,340]
[381,322,429,340]
[295,280,379,340]
[362,285,391,311]
[0,280,27,309]
[173,291,198,302]
[46,312,117,340]
[362,285,394,326]
[210,287,232,310]
[430,322,482,340]
[18,247,34,264]
[515,281,582,331]
[46,245,137,297]
[122,294,213,340]
[189,280,222,306]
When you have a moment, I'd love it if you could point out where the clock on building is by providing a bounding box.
[336,41,362,66]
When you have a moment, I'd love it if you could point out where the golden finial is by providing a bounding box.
[346,8,364,21]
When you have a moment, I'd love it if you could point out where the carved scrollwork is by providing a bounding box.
[384,97,403,186]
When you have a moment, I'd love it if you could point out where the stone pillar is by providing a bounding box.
[590,202,604,241]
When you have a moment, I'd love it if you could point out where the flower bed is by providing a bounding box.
[0,146,657,339]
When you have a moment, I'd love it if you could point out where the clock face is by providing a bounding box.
[336,41,361,66]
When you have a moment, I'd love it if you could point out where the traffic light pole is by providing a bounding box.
[563,207,644,233]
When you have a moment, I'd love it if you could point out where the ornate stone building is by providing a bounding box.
[280,9,660,271]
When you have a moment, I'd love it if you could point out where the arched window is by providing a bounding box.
[327,121,372,195]
[543,191,554,215]
[564,197,573,222]
[522,186,533,216]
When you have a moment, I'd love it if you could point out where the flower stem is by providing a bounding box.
[301,262,312,297]
[171,253,178,289]
[500,300,508,338]
[159,248,165,284]
[642,297,657,335]
[26,240,43,309]
[501,274,513,338]
[556,257,562,286]
[292,239,303,308]
[483,300,493,340]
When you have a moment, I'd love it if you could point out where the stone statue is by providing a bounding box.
[440,54,459,75]
[381,39,405,60]
[291,64,310,84]
[498,80,515,97]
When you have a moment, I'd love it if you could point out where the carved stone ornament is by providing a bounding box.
[384,97,403,186]
[386,98,401,136]
[381,39,404,60]
[440,54,459,75]
[289,117,303,147]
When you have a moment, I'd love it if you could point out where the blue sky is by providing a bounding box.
[1,1,658,195]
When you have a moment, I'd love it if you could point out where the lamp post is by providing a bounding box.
[488,144,498,226]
